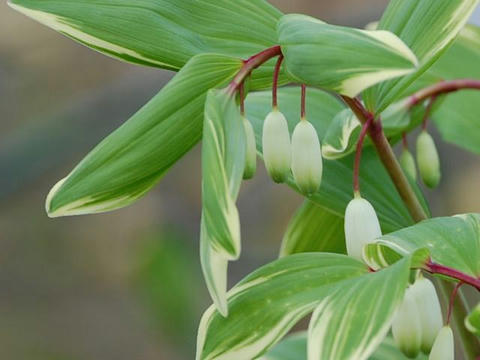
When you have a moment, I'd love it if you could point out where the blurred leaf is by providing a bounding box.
[465,303,480,337]
[364,214,480,277]
[280,200,346,257]
[426,25,480,154]
[246,88,430,233]
[278,14,418,97]
[200,89,246,315]
[8,0,282,89]
[262,333,427,360]
[196,253,368,360]
[308,258,410,360]
[135,229,200,349]
[46,54,241,217]
[364,0,479,112]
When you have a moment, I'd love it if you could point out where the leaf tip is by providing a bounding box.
[45,177,67,218]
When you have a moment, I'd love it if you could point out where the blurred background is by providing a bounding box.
[1,1,480,359]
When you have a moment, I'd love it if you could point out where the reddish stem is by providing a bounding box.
[447,282,464,325]
[272,55,284,108]
[227,45,282,96]
[425,261,480,291]
[301,84,307,118]
[409,79,480,107]
[353,117,372,196]
[421,96,437,130]
[402,133,408,149]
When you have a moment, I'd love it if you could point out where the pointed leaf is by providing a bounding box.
[364,214,480,277]
[280,200,346,257]
[278,14,418,97]
[201,89,245,260]
[9,0,282,89]
[196,253,368,360]
[308,258,410,360]
[364,0,479,112]
[46,54,242,217]
[322,109,361,160]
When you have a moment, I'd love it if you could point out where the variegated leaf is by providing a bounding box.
[8,0,282,89]
[201,89,246,260]
[321,109,361,160]
[196,253,368,360]
[278,14,418,97]
[364,214,480,278]
[308,258,409,360]
[46,54,242,217]
[280,200,346,257]
[364,0,479,112]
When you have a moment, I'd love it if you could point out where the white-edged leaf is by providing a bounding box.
[321,109,361,160]
[8,0,282,89]
[308,257,410,360]
[45,54,242,217]
[201,89,246,259]
[364,0,479,112]
[278,14,418,97]
[364,214,480,278]
[280,200,346,257]
[200,89,246,315]
[196,253,368,360]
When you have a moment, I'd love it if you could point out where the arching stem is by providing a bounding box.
[409,79,480,107]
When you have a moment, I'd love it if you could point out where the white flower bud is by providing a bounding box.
[429,326,454,360]
[344,197,382,261]
[416,131,441,188]
[291,119,323,195]
[400,148,417,181]
[262,109,291,183]
[242,116,257,180]
[409,277,443,354]
[392,287,423,358]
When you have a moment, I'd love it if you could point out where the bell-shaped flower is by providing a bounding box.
[392,287,423,358]
[429,326,454,360]
[242,116,257,180]
[409,277,443,354]
[291,119,323,195]
[344,196,382,261]
[262,109,291,183]
[416,131,441,188]
[400,148,417,181]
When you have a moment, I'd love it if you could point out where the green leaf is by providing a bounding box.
[200,89,246,316]
[308,257,410,360]
[201,89,246,259]
[427,25,480,154]
[46,54,242,217]
[262,333,428,360]
[278,14,418,97]
[8,0,282,89]
[196,253,368,360]
[245,88,430,233]
[364,214,480,278]
[364,0,479,112]
[280,200,346,257]
[465,303,480,337]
